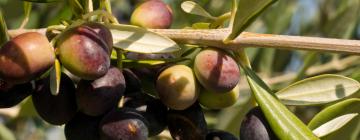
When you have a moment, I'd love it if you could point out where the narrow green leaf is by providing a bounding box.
[107,24,180,54]
[308,99,360,140]
[19,1,32,29]
[0,124,15,140]
[192,22,211,29]
[0,10,9,46]
[246,76,319,140]
[181,1,216,19]
[120,58,189,68]
[21,0,59,3]
[50,59,61,96]
[225,0,277,42]
[276,74,360,105]
[312,113,358,138]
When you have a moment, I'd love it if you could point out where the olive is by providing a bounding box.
[199,84,240,109]
[156,65,199,110]
[0,32,55,84]
[57,24,110,80]
[194,48,240,93]
[131,0,173,29]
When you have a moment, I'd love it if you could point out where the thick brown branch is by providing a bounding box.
[8,28,360,54]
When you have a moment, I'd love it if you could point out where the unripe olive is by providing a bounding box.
[199,84,240,109]
[130,0,173,29]
[156,65,199,110]
[240,107,278,140]
[58,24,110,80]
[194,48,240,93]
[0,32,55,84]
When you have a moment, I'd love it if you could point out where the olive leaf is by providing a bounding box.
[225,0,277,42]
[276,74,360,106]
[0,124,15,140]
[0,10,9,46]
[106,24,180,54]
[322,0,360,39]
[312,113,358,137]
[50,59,61,96]
[20,0,59,3]
[308,99,360,140]
[120,58,189,68]
[246,76,319,140]
[181,1,216,19]
[236,50,319,140]
[19,1,32,29]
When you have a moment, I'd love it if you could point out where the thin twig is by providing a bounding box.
[150,29,360,55]
[8,28,360,54]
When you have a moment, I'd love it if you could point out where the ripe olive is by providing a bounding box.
[167,103,208,140]
[240,107,278,140]
[32,73,77,125]
[99,108,149,140]
[76,67,126,116]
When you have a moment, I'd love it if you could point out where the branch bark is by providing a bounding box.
[8,28,360,55]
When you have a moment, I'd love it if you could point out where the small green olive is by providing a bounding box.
[156,65,199,110]
[199,84,240,109]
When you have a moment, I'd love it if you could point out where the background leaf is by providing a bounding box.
[276,74,360,105]
[0,10,9,46]
[308,99,360,140]
[225,0,277,41]
[108,24,180,54]
[181,1,215,19]
[20,0,59,3]
[312,113,358,137]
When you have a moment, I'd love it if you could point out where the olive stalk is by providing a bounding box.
[8,28,360,55]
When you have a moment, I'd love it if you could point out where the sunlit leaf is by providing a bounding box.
[20,0,59,3]
[192,22,211,29]
[308,99,360,140]
[276,74,360,105]
[50,59,61,96]
[107,24,180,54]
[120,58,189,68]
[235,50,318,140]
[225,0,277,42]
[181,1,216,19]
[312,113,358,137]
[246,75,319,140]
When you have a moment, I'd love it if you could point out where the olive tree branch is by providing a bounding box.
[8,28,360,54]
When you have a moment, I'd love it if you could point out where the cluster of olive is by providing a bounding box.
[0,0,279,140]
